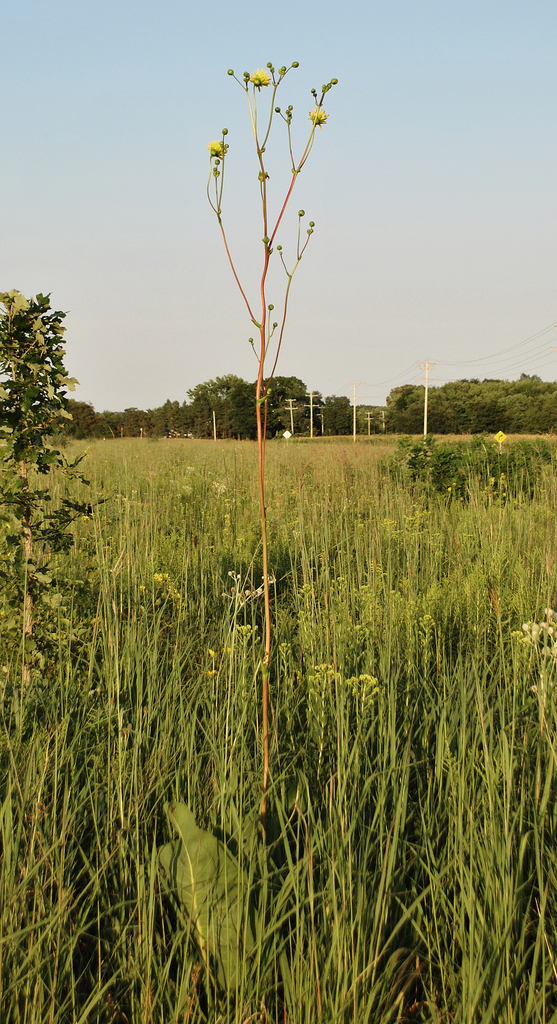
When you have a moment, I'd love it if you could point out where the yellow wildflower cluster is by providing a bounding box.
[208,140,225,158]
[152,572,181,602]
[250,68,271,88]
[308,107,328,129]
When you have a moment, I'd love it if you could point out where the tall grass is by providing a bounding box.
[1,437,556,1022]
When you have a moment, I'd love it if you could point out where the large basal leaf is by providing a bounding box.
[159,802,256,988]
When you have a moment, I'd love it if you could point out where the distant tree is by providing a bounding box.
[266,376,308,435]
[323,395,352,435]
[61,400,107,438]
[466,383,503,433]
[102,410,125,437]
[385,385,424,433]
[148,399,192,437]
[187,374,245,437]
[120,407,152,437]
[357,405,388,434]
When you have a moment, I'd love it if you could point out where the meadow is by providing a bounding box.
[1,435,557,1023]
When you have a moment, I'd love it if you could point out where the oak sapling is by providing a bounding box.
[0,289,90,684]
[208,64,337,823]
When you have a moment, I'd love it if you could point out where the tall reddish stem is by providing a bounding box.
[256,246,272,823]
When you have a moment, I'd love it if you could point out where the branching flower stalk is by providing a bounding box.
[208,63,337,823]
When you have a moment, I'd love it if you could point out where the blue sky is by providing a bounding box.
[3,0,556,409]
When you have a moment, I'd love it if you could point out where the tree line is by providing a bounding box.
[386,374,557,434]
[62,374,385,439]
[60,371,557,440]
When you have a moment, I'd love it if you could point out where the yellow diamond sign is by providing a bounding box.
[494,431,506,444]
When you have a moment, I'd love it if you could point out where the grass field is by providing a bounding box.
[1,436,557,1023]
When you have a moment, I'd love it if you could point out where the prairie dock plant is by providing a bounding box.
[208,64,337,822]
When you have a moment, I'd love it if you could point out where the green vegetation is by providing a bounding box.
[63,377,354,440]
[0,291,89,686]
[386,375,557,434]
[1,435,557,1021]
[63,373,557,441]
[392,434,557,499]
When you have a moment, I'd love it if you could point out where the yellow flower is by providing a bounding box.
[309,107,328,129]
[250,69,271,88]
[208,649,217,658]
[208,140,225,158]
[208,669,217,677]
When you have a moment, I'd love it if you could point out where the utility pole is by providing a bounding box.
[349,383,363,443]
[305,392,319,439]
[213,410,217,441]
[366,411,372,436]
[416,361,438,436]
[284,398,296,435]
[381,410,385,433]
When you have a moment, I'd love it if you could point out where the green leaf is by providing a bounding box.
[158,802,256,988]
[34,571,52,585]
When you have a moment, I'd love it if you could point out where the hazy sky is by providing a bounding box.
[3,0,556,410]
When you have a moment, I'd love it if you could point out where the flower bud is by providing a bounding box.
[331,78,338,85]
[292,62,299,68]
[243,71,250,80]
[227,69,234,76]
[268,304,274,310]
[277,245,282,251]
[275,107,281,113]
[298,210,305,217]
[267,62,273,69]
[309,221,315,227]
[222,128,228,135]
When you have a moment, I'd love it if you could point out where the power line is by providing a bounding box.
[440,323,557,367]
